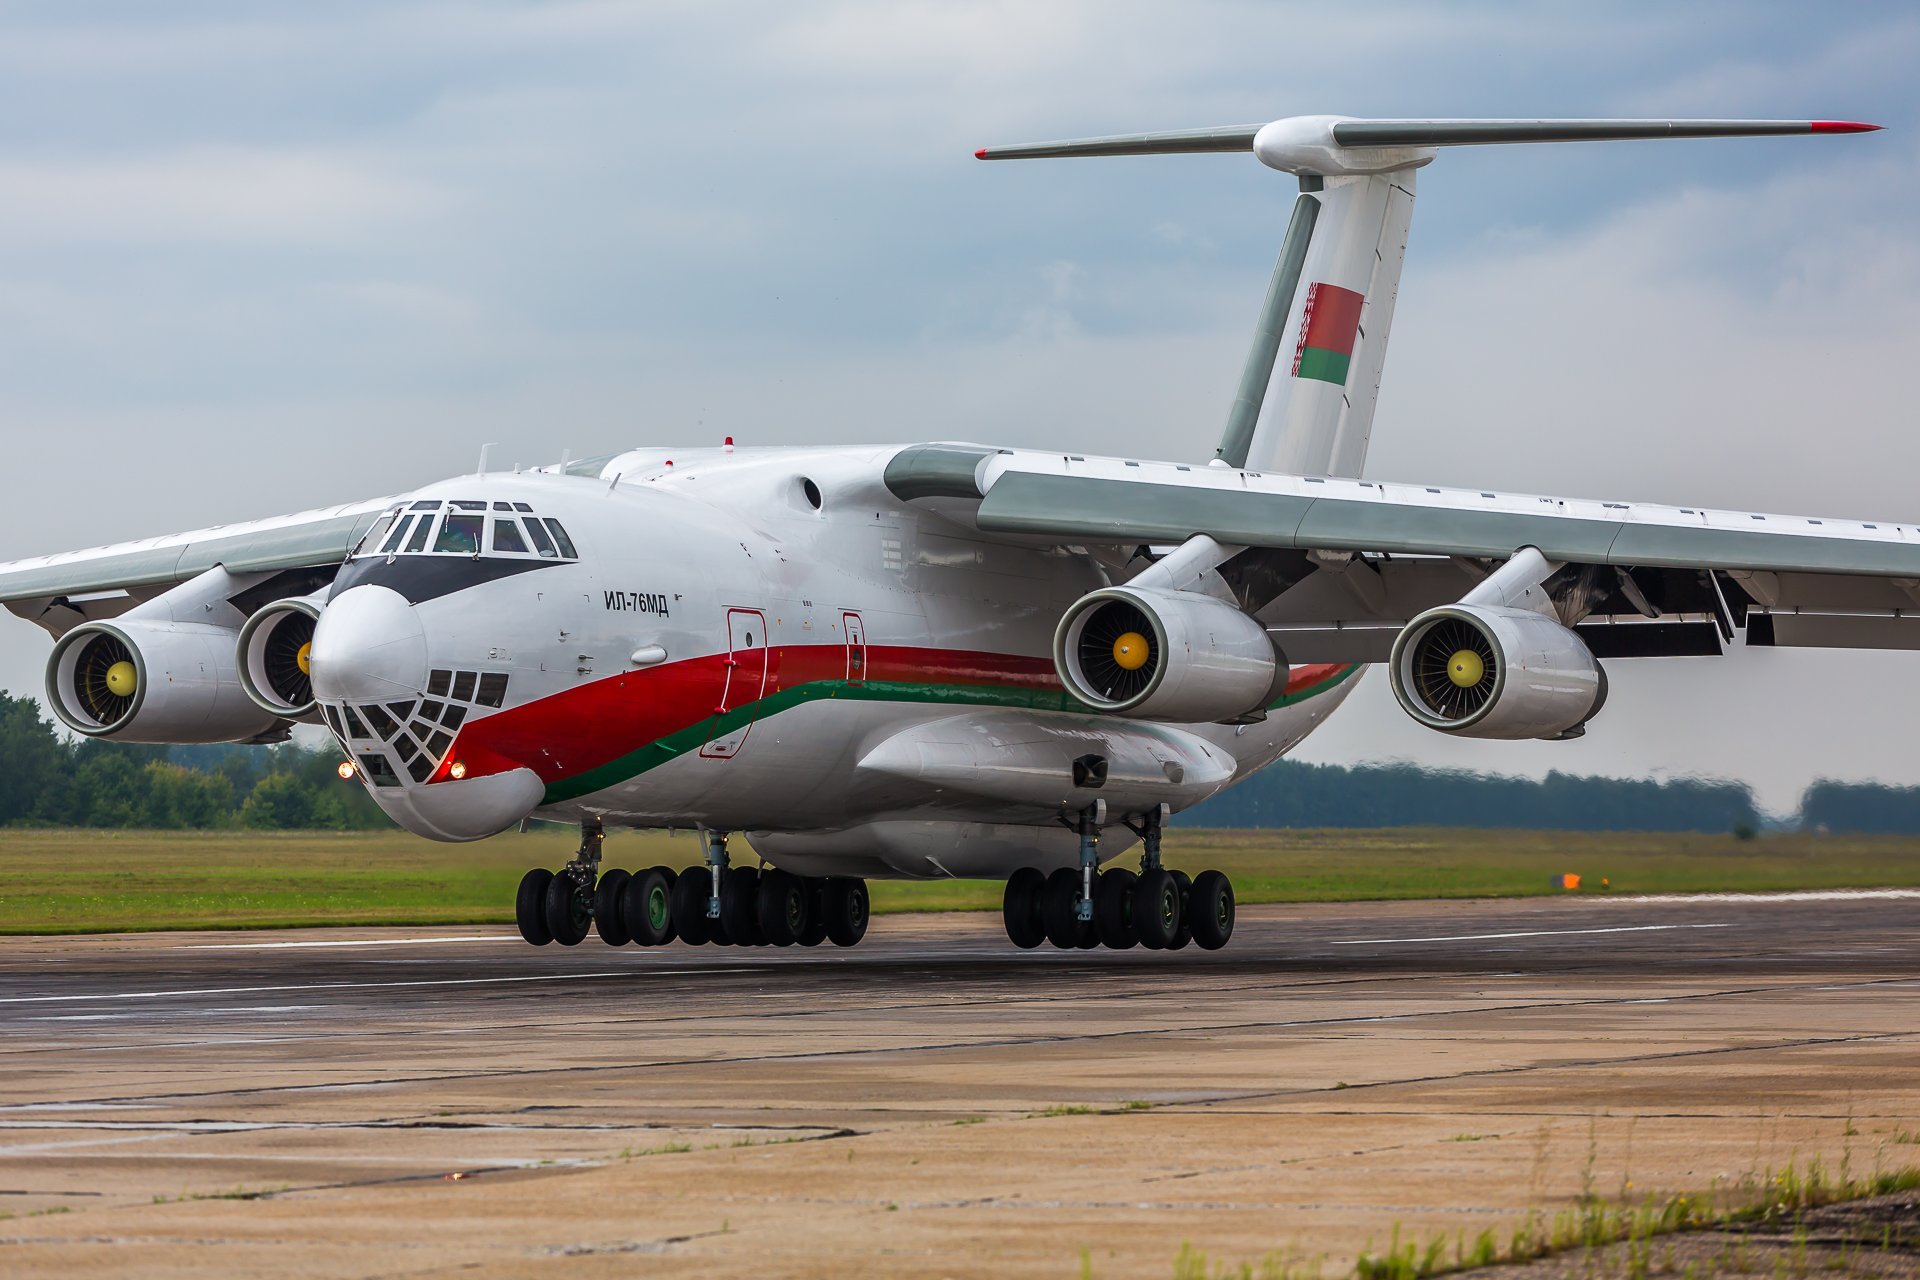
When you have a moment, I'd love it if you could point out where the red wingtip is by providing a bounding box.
[974,147,988,159]
[1812,120,1882,133]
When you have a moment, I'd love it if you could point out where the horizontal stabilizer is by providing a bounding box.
[975,125,1261,161]
[977,115,1882,174]
[1330,118,1881,147]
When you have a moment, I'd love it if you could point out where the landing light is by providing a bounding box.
[449,761,468,780]
[336,761,356,780]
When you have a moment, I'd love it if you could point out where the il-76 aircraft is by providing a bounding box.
[0,115,1896,953]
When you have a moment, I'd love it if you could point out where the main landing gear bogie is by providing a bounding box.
[511,821,871,950]
[1000,803,1234,953]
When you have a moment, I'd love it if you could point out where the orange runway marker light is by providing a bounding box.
[1554,873,1581,891]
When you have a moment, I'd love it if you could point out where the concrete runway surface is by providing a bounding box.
[1,892,1916,1278]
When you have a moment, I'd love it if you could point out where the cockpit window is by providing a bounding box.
[435,514,482,555]
[492,519,529,554]
[523,517,558,558]
[354,500,573,561]
[544,519,579,559]
[379,515,414,555]
[356,514,395,557]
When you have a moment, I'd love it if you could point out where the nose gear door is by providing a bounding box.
[700,608,768,760]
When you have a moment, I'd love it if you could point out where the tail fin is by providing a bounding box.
[978,115,1879,478]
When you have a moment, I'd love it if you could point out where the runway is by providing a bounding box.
[1,892,1916,1278]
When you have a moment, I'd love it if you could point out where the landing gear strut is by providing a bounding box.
[1000,802,1234,952]
[513,819,604,947]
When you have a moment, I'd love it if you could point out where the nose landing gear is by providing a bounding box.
[511,823,873,949]
[1000,803,1234,952]
[517,818,602,947]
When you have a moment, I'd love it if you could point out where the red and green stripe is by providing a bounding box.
[436,645,1361,804]
[1291,282,1365,386]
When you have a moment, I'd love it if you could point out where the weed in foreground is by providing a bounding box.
[1169,1133,1920,1280]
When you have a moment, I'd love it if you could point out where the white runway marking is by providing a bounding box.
[187,934,518,950]
[1331,923,1733,946]
[0,969,724,1006]
[31,1005,322,1022]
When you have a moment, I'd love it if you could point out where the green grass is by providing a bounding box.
[3,825,1920,935]
[1167,1153,1920,1280]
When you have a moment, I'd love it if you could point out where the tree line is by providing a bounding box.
[5,688,1920,833]
[0,692,387,830]
[1175,759,1765,833]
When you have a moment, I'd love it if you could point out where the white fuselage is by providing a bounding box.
[306,445,1360,878]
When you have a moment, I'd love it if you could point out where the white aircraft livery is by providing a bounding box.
[0,115,1894,954]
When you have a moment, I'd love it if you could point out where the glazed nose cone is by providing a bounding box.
[309,585,428,703]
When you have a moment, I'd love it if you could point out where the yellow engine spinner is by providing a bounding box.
[1446,649,1485,688]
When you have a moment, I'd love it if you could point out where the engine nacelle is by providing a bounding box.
[46,620,282,743]
[1389,604,1607,740]
[237,595,324,721]
[1053,586,1281,722]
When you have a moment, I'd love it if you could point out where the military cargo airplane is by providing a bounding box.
[0,115,1896,953]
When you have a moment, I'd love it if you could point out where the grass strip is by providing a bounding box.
[3,826,1920,935]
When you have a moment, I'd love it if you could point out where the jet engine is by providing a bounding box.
[1388,604,1607,740]
[236,594,324,721]
[1053,586,1282,722]
[46,620,281,743]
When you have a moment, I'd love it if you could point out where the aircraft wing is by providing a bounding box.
[0,498,393,637]
[886,445,1920,659]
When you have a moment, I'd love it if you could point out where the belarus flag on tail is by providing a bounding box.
[1291,283,1365,385]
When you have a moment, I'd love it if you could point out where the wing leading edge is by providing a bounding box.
[885,444,1920,654]
[0,498,393,636]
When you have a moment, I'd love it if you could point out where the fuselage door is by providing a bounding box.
[843,611,867,685]
[701,608,769,760]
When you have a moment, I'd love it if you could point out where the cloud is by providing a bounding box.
[0,148,444,245]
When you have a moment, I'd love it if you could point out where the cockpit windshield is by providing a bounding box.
[351,500,580,562]
[434,514,482,555]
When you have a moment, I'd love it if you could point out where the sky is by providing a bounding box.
[0,0,1915,813]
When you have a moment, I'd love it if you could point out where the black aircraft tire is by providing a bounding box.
[1166,870,1193,950]
[544,872,591,946]
[1094,868,1138,950]
[669,867,713,946]
[721,867,764,945]
[593,869,632,946]
[623,867,676,947]
[1132,869,1180,950]
[824,877,869,947]
[1040,869,1082,950]
[515,869,554,946]
[757,869,807,947]
[795,879,830,946]
[1188,869,1234,951]
[1002,867,1046,949]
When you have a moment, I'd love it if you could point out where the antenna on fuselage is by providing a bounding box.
[476,442,498,476]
